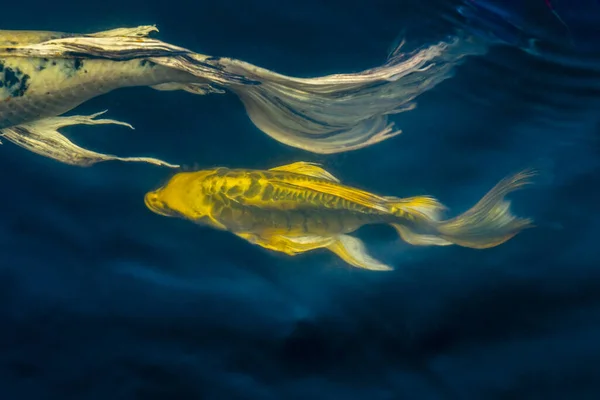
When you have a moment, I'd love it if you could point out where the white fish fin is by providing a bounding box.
[87,25,159,38]
[389,170,536,249]
[0,111,178,168]
[435,169,536,249]
[327,235,393,271]
[390,223,453,246]
[269,161,340,182]
[235,232,335,256]
[151,83,225,95]
[209,33,486,154]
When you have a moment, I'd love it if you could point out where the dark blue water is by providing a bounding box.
[2,1,600,399]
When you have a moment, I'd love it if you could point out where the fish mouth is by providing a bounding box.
[144,192,173,217]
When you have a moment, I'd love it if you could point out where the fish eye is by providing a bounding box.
[144,192,174,217]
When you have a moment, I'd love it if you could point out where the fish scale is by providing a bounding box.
[0,30,72,46]
[0,56,194,129]
[192,168,395,235]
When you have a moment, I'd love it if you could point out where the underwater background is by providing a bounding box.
[1,0,600,399]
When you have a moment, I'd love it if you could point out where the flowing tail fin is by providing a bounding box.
[109,27,487,155]
[389,170,536,249]
[206,32,488,154]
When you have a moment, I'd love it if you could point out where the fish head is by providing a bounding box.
[144,189,178,217]
[144,170,216,219]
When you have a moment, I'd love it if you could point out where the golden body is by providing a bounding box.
[145,162,535,271]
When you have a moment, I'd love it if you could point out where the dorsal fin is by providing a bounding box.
[292,180,389,212]
[266,178,390,213]
[269,161,340,182]
[268,162,390,213]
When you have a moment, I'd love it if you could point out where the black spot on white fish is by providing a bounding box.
[59,58,85,78]
[73,58,84,71]
[0,60,31,98]
[64,63,75,77]
[3,66,19,86]
[13,74,30,97]
[139,59,156,68]
[37,58,49,71]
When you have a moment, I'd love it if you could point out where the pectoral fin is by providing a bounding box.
[0,111,178,168]
[235,232,335,256]
[269,161,340,182]
[327,235,393,271]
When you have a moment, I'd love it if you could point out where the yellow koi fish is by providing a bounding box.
[144,162,535,271]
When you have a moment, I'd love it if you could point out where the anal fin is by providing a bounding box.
[327,235,393,271]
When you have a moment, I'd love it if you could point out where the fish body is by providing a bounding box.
[0,29,76,46]
[0,26,231,167]
[0,55,194,128]
[0,25,486,167]
[147,166,398,234]
[145,162,536,271]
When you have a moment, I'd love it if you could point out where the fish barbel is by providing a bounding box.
[0,25,485,167]
[144,161,535,271]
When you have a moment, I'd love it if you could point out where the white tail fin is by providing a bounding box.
[211,33,487,154]
[389,170,536,248]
